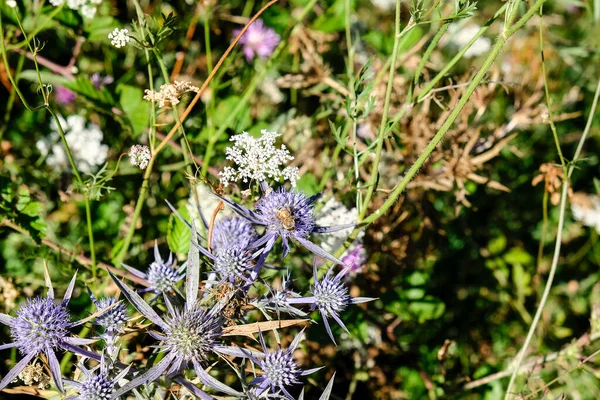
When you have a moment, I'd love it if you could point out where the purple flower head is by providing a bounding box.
[90,73,114,90]
[67,356,130,400]
[88,290,127,336]
[10,297,71,355]
[212,217,257,251]
[213,246,254,283]
[286,265,376,345]
[340,244,366,276]
[246,329,322,400]
[54,86,76,105]
[0,272,95,393]
[122,242,185,298]
[234,19,280,61]
[108,238,258,399]
[215,187,354,270]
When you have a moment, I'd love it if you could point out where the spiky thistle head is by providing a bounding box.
[146,245,185,294]
[10,297,71,356]
[311,270,350,318]
[251,329,321,400]
[78,372,115,400]
[212,217,257,250]
[162,306,222,365]
[73,356,130,400]
[93,297,127,334]
[213,246,253,281]
[255,188,316,239]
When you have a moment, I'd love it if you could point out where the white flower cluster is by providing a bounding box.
[36,115,108,174]
[128,145,151,169]
[219,130,299,187]
[572,193,600,234]
[444,23,491,58]
[7,0,16,8]
[49,0,102,18]
[108,28,130,48]
[315,198,362,254]
[143,81,200,108]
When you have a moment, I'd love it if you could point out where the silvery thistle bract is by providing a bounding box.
[108,229,262,399]
[122,242,185,301]
[244,329,322,400]
[286,264,376,345]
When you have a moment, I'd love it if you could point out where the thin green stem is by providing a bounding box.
[332,0,548,260]
[416,3,509,102]
[359,0,403,220]
[504,78,600,400]
[408,21,449,102]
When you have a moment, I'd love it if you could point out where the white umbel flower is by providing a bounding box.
[36,115,108,174]
[143,81,199,108]
[443,23,491,58]
[49,0,100,18]
[315,198,362,254]
[7,0,17,7]
[108,28,130,48]
[572,193,600,234]
[128,145,151,169]
[219,130,299,187]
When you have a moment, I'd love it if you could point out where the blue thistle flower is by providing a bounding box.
[66,356,130,400]
[215,187,354,268]
[245,329,322,400]
[122,242,185,299]
[212,245,254,283]
[211,217,258,250]
[108,233,260,399]
[287,265,376,345]
[0,272,94,393]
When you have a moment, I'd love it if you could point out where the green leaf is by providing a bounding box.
[118,84,150,137]
[408,296,445,323]
[167,206,191,255]
[503,247,533,266]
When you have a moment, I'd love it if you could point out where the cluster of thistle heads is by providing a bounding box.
[0,180,373,399]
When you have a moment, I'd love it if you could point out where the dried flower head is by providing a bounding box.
[234,19,280,61]
[532,163,571,205]
[129,144,151,169]
[17,362,51,389]
[143,81,199,108]
[108,28,130,48]
[219,130,299,187]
